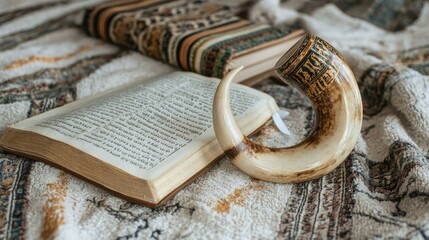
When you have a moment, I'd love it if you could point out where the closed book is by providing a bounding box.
[83,0,303,84]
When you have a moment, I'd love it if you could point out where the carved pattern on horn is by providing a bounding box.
[212,34,363,183]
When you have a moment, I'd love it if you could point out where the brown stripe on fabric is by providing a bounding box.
[3,42,104,70]
[277,182,312,238]
[179,20,249,70]
[326,160,343,238]
[87,0,141,37]
[40,172,68,240]
[0,15,78,52]
[0,51,125,105]
[97,0,162,41]
[336,157,354,238]
[1,51,123,85]
[276,159,355,239]
[211,182,264,214]
[309,179,324,239]
[0,1,70,26]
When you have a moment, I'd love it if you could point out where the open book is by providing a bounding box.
[0,72,278,207]
[83,0,303,84]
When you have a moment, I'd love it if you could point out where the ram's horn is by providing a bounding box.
[212,34,362,183]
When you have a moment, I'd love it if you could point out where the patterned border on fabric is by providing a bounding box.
[0,155,32,239]
[351,141,429,239]
[277,156,355,239]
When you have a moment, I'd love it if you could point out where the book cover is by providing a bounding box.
[83,0,301,79]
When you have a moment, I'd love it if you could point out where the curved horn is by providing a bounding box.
[212,34,362,183]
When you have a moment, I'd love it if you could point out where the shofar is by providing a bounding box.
[212,34,363,183]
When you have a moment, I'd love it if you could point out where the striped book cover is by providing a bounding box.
[83,0,303,80]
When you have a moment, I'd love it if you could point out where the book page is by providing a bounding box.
[13,72,276,179]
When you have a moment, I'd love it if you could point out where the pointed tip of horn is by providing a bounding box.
[223,66,244,84]
[213,66,245,151]
[232,66,244,73]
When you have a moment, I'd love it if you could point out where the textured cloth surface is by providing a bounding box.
[1,0,429,239]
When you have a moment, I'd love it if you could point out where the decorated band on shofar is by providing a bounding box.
[212,34,363,183]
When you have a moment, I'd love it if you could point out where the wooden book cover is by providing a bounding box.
[83,0,303,83]
[0,72,278,207]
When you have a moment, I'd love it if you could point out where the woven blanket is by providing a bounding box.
[1,0,428,239]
